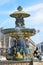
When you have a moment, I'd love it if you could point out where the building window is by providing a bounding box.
[41,45,43,53]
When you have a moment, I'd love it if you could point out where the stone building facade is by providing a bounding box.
[36,42,43,55]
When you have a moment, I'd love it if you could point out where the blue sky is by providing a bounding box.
[0,0,43,44]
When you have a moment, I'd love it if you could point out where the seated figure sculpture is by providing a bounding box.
[15,14,24,27]
[8,38,30,60]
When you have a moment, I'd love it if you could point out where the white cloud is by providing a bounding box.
[0,0,10,6]
[30,11,43,24]
[24,3,43,26]
[24,3,43,12]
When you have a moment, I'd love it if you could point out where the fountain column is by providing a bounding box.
[4,35,6,48]
[9,36,12,48]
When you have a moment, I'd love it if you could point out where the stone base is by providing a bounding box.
[0,60,43,65]
[0,60,31,65]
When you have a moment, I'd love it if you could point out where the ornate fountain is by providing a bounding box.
[2,6,36,60]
